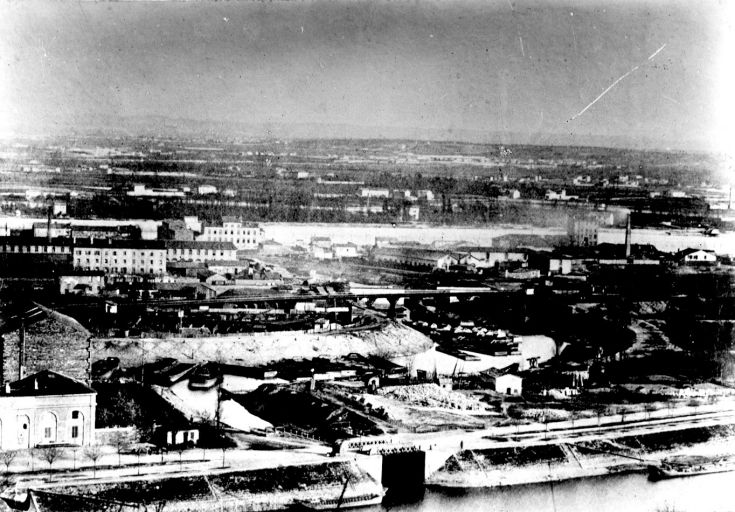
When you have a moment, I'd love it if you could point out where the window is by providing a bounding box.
[44,427,52,438]
[72,411,80,419]
[71,426,79,438]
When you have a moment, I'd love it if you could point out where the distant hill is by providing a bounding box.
[6,113,716,154]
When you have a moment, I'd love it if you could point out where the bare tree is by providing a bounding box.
[71,447,79,470]
[111,431,129,466]
[0,450,17,473]
[84,444,103,477]
[221,445,230,468]
[176,446,186,470]
[39,446,62,469]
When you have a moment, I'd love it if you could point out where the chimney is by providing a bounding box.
[624,213,632,259]
[18,317,25,380]
[34,378,38,391]
[46,205,53,243]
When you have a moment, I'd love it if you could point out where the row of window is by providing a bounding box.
[1,245,70,253]
[170,248,229,256]
[78,249,163,257]
[79,266,159,274]
[205,238,255,245]
[204,228,258,235]
[80,258,159,265]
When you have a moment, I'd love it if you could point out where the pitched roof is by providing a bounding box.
[74,239,166,250]
[1,370,95,397]
[677,248,715,257]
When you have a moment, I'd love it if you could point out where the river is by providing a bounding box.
[2,216,734,254]
[379,472,735,512]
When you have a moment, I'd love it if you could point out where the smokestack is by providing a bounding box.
[47,205,52,243]
[625,213,632,259]
[18,317,25,380]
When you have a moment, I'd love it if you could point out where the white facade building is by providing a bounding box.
[197,185,218,195]
[73,240,167,275]
[333,243,359,259]
[493,374,523,395]
[678,248,717,264]
[360,188,390,198]
[0,370,96,450]
[165,241,238,262]
[196,218,263,250]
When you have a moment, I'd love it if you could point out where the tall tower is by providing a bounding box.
[624,213,632,259]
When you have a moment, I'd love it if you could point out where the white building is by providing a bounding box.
[127,184,185,198]
[406,205,420,221]
[677,248,717,265]
[165,241,238,263]
[0,370,96,450]
[372,247,460,270]
[457,247,528,269]
[360,188,390,198]
[493,374,523,395]
[312,245,334,260]
[73,239,167,275]
[333,243,359,259]
[197,185,218,195]
[196,218,263,250]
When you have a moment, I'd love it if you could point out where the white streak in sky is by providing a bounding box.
[662,94,680,105]
[569,43,667,121]
[519,36,525,57]
[648,43,667,60]
[571,66,639,120]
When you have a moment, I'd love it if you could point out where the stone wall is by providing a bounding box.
[1,308,92,385]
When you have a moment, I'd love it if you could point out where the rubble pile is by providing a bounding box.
[378,383,481,411]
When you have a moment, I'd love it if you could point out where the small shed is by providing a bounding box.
[493,374,523,395]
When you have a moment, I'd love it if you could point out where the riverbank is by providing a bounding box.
[427,424,735,488]
[16,460,383,512]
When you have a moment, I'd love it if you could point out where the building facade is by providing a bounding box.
[457,247,528,269]
[165,241,238,262]
[158,219,195,241]
[195,218,263,250]
[73,239,167,275]
[0,370,96,450]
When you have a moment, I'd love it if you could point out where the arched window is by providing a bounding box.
[39,412,57,443]
[69,410,84,444]
[16,415,30,449]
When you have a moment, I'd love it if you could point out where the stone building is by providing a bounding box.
[1,303,92,386]
[0,370,96,450]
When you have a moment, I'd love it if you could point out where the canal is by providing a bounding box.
[379,471,735,512]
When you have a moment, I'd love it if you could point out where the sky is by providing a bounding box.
[0,0,732,152]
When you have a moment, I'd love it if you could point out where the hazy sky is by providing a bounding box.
[0,0,731,151]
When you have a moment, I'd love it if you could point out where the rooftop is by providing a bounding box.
[74,239,167,250]
[1,370,95,397]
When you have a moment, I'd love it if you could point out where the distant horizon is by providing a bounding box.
[2,112,724,156]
